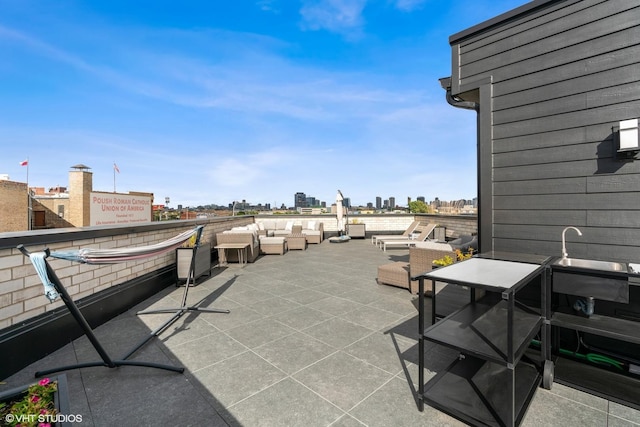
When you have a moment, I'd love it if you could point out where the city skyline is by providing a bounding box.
[22,181,476,211]
[216,192,476,211]
[1,1,524,207]
[20,177,477,209]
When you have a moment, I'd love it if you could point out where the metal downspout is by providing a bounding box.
[438,76,482,250]
[439,77,479,112]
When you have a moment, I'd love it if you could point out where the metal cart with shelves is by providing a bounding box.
[415,253,550,426]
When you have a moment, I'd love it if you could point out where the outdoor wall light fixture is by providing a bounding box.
[613,118,640,161]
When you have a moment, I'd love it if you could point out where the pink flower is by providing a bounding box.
[38,423,52,427]
[31,395,40,403]
[38,378,50,386]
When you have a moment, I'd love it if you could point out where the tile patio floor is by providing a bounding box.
[3,238,640,426]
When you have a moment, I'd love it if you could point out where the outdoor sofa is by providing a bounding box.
[262,220,324,244]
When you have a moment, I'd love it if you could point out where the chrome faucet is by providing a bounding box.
[561,226,582,259]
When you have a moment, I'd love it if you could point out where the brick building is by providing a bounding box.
[0,178,29,232]
[0,165,153,231]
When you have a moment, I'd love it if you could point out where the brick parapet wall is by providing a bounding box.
[0,216,253,329]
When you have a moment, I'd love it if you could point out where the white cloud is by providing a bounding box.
[393,0,426,12]
[0,24,98,73]
[299,0,367,38]
[256,0,281,13]
[2,22,427,125]
[0,8,481,207]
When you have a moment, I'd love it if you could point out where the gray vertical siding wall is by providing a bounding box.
[449,0,640,262]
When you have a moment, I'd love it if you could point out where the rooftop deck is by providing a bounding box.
[3,239,639,426]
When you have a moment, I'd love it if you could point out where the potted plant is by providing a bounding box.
[432,248,475,268]
[0,375,71,427]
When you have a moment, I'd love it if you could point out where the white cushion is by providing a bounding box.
[258,222,265,230]
[225,229,255,235]
[285,221,294,231]
[413,241,453,251]
[306,220,316,230]
[263,221,275,230]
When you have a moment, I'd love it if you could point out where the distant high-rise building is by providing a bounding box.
[389,197,396,209]
[343,197,351,208]
[294,192,307,208]
[376,197,382,210]
[417,196,425,203]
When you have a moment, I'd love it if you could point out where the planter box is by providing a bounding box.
[176,243,211,283]
[347,223,366,238]
[0,374,71,427]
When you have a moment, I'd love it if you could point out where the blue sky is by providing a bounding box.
[1,0,525,208]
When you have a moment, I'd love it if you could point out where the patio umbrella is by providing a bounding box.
[336,190,345,236]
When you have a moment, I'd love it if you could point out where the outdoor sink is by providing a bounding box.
[552,258,629,303]
[553,257,627,273]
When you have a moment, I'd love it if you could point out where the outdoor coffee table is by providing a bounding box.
[286,234,307,250]
[214,243,250,266]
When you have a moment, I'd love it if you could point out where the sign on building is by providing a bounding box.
[90,192,152,226]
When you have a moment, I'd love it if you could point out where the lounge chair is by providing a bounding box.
[377,240,457,293]
[375,222,438,248]
[379,224,437,251]
[371,220,420,246]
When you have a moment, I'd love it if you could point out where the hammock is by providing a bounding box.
[27,226,203,302]
[18,224,228,377]
[48,226,200,264]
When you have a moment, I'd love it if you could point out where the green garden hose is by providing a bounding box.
[530,339,624,371]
